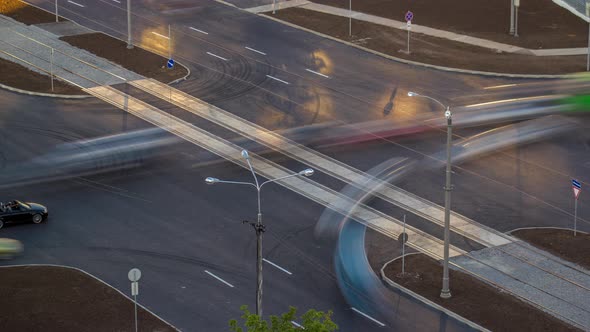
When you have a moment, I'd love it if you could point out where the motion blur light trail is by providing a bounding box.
[0,127,180,188]
[315,115,578,325]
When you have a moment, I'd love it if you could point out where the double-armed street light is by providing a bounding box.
[205,150,314,316]
[408,91,453,299]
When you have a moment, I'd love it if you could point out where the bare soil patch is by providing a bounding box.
[384,254,580,332]
[0,265,175,332]
[312,0,587,49]
[0,0,67,25]
[0,57,84,95]
[269,8,586,75]
[61,33,188,84]
[511,228,590,270]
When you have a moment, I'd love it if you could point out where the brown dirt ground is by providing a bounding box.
[512,228,590,270]
[312,0,588,49]
[61,33,188,84]
[269,8,587,75]
[0,266,175,332]
[0,0,67,25]
[0,57,84,95]
[384,254,581,332]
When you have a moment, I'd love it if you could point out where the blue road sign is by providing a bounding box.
[405,11,414,22]
[573,179,581,189]
[167,59,174,68]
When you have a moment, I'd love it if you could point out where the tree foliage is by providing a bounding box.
[229,305,338,332]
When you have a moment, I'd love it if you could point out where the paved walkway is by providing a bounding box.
[452,242,590,330]
[246,1,588,56]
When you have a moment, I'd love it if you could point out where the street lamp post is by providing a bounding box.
[408,91,452,299]
[127,0,133,49]
[205,150,314,316]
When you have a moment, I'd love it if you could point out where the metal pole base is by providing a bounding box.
[127,44,134,49]
[440,289,451,299]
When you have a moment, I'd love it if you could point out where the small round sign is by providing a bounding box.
[128,268,142,282]
[167,58,174,69]
[398,232,409,244]
[405,11,414,22]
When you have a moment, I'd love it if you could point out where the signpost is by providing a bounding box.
[572,179,582,236]
[399,214,408,274]
[128,268,141,332]
[513,0,520,37]
[403,11,413,54]
[586,2,590,71]
[167,59,174,69]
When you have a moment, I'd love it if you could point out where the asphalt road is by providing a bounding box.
[3,0,590,331]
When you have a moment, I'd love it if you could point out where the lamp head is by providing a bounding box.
[241,149,250,159]
[407,91,418,97]
[205,177,219,185]
[300,168,314,177]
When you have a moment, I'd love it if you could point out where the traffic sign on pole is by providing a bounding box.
[405,11,414,22]
[128,268,141,332]
[167,58,174,69]
[573,179,582,199]
[572,179,581,236]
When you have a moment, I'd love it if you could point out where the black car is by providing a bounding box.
[0,200,48,229]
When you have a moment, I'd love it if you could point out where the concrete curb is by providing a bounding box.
[0,264,181,332]
[380,253,491,332]
[0,81,90,98]
[507,226,590,236]
[168,62,191,85]
[258,13,574,79]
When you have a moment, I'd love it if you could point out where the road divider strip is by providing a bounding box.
[127,78,512,249]
[84,84,464,260]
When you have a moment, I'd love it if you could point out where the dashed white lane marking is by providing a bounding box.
[68,0,85,7]
[206,52,229,61]
[204,270,234,288]
[245,46,267,55]
[112,0,121,3]
[305,68,330,79]
[263,258,292,275]
[189,27,209,35]
[266,75,290,85]
[151,31,170,39]
[291,320,303,328]
[351,307,386,327]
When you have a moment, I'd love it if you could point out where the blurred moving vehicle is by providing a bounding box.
[0,200,48,229]
[0,238,23,259]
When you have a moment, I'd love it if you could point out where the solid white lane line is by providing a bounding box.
[351,307,386,327]
[263,258,292,275]
[206,52,229,61]
[204,270,234,288]
[189,27,209,35]
[68,0,85,7]
[266,75,290,85]
[151,31,170,39]
[305,68,330,79]
[245,46,266,55]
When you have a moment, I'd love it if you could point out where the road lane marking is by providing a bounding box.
[245,46,266,55]
[305,68,330,79]
[206,52,229,61]
[204,270,234,288]
[68,0,85,7]
[351,307,386,327]
[266,75,290,85]
[151,31,170,39]
[112,0,121,3]
[291,321,303,328]
[263,258,292,275]
[189,27,209,35]
[483,83,517,90]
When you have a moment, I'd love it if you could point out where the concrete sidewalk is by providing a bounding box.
[247,1,588,56]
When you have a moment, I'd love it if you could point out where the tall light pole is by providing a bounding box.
[349,0,352,37]
[127,0,133,49]
[408,91,452,299]
[205,150,314,316]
